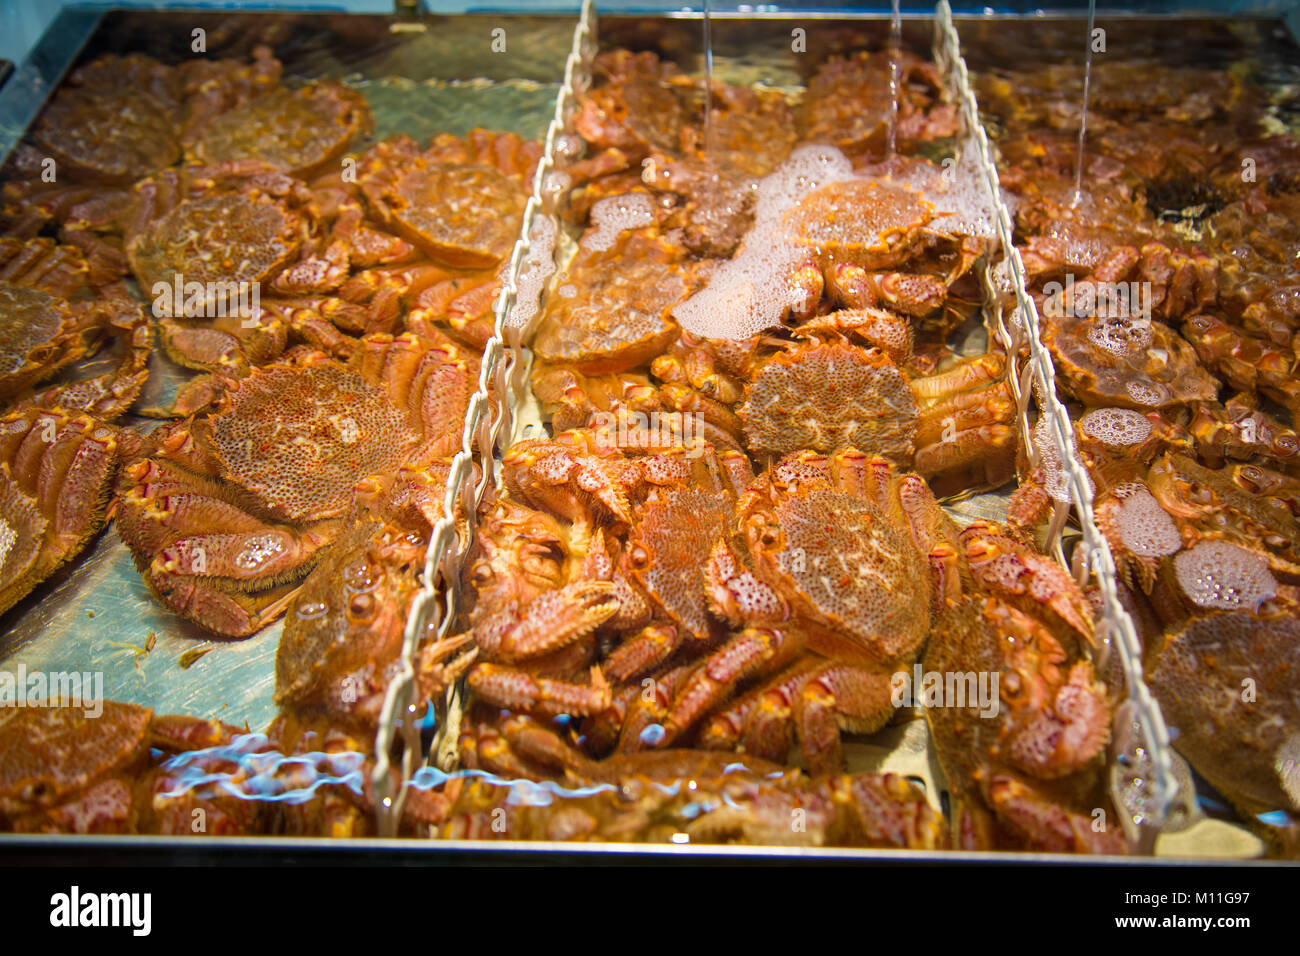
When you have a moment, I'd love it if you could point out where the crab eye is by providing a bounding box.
[628,545,651,570]
[471,563,494,586]
[347,592,375,621]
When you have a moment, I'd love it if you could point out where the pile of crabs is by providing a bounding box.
[430,47,1140,853]
[976,55,1300,852]
[7,38,1296,857]
[0,47,547,835]
[0,42,1120,852]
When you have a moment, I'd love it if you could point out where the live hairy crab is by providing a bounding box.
[0,237,149,421]
[798,49,960,161]
[0,407,133,617]
[115,332,476,637]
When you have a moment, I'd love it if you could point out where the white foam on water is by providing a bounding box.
[1033,414,1091,503]
[673,145,858,340]
[1112,485,1181,558]
[675,144,1002,340]
[1173,540,1278,611]
[876,148,999,239]
[1079,406,1152,447]
[508,214,558,329]
[1125,379,1168,407]
[581,193,656,253]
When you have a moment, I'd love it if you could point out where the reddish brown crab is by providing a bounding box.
[115,333,476,637]
[448,717,948,848]
[185,82,372,180]
[1,48,282,256]
[532,225,700,376]
[0,407,131,616]
[1147,612,1300,853]
[0,237,149,420]
[923,592,1123,854]
[616,449,949,774]
[358,130,541,270]
[798,49,960,160]
[122,170,397,377]
[0,702,258,835]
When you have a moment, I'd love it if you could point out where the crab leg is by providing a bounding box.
[654,627,802,749]
[983,774,1129,854]
[467,663,612,718]
[603,624,681,682]
[472,581,619,663]
[614,662,700,754]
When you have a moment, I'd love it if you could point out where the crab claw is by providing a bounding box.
[1007,660,1111,779]
[472,580,620,663]
[982,774,1129,854]
[416,633,477,699]
[961,521,1096,646]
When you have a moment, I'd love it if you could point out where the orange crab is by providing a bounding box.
[623,449,951,774]
[0,407,131,617]
[2,48,282,274]
[1147,612,1300,853]
[115,333,476,637]
[0,701,254,835]
[459,497,619,721]
[120,169,405,378]
[185,81,372,180]
[357,130,540,270]
[0,237,149,420]
[532,224,699,376]
[450,712,948,848]
[798,49,960,160]
[922,592,1123,854]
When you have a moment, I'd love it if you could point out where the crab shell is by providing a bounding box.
[1042,310,1218,412]
[738,341,918,461]
[186,82,373,180]
[0,702,248,834]
[126,182,309,295]
[621,486,736,643]
[1148,612,1300,822]
[32,70,182,185]
[798,50,959,159]
[358,131,541,269]
[574,49,690,157]
[532,230,694,375]
[730,459,932,665]
[781,179,935,273]
[0,408,122,617]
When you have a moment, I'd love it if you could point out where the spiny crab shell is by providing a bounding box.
[798,50,960,159]
[26,47,282,186]
[737,341,917,462]
[116,334,475,637]
[0,407,127,617]
[532,229,697,375]
[126,175,317,297]
[185,82,373,179]
[0,702,248,834]
[358,130,542,269]
[780,179,935,273]
[713,450,935,665]
[1042,307,1218,412]
[1147,613,1300,823]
